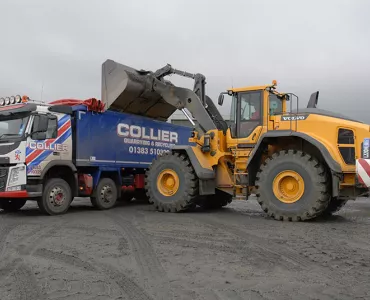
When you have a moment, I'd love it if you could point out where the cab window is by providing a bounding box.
[239,91,262,138]
[31,115,58,139]
[46,118,58,139]
[269,93,283,115]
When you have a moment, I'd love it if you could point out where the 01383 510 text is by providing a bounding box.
[128,146,170,156]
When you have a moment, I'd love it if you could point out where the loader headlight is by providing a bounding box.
[0,98,4,106]
[9,166,25,185]
[10,96,15,104]
[4,97,10,105]
[15,95,22,103]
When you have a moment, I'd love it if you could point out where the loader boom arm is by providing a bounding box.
[152,64,228,133]
[101,59,228,133]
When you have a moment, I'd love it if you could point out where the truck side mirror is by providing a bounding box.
[218,94,224,106]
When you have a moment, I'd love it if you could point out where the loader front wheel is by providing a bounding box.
[145,152,198,212]
[256,150,330,221]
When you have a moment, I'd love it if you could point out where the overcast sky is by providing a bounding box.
[0,0,369,121]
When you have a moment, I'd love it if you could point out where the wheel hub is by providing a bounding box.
[50,187,66,207]
[273,170,304,204]
[157,169,180,196]
[100,185,113,203]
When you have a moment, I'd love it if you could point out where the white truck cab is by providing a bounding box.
[0,95,74,213]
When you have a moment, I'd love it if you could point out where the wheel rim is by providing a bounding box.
[272,170,305,204]
[100,185,114,203]
[49,186,66,207]
[157,169,180,197]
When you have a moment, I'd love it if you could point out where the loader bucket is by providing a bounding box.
[101,59,177,121]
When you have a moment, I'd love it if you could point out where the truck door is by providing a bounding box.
[26,114,71,176]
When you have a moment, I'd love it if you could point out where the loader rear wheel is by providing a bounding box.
[145,152,198,212]
[322,197,348,216]
[255,150,330,221]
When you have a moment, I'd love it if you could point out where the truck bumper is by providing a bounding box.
[0,190,29,198]
[356,159,370,188]
[0,184,42,199]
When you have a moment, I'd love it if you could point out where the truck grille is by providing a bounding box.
[0,167,9,192]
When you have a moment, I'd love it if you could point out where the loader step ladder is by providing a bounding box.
[233,169,248,200]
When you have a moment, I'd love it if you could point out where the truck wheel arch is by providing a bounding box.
[38,161,78,196]
[247,131,342,196]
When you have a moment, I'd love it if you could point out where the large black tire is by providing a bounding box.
[145,152,199,212]
[91,178,118,210]
[0,199,27,212]
[255,150,330,221]
[322,197,348,216]
[197,189,232,210]
[38,178,72,215]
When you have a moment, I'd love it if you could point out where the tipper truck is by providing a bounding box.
[99,59,370,221]
[0,92,193,215]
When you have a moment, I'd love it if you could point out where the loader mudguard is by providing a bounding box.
[247,131,342,197]
[247,130,342,176]
[171,145,216,195]
[171,145,215,180]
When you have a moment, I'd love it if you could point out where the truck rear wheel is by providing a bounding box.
[91,178,118,210]
[145,152,198,212]
[0,199,27,212]
[255,150,330,221]
[38,178,72,215]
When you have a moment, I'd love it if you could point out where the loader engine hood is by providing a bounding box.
[290,107,363,124]
[101,59,177,121]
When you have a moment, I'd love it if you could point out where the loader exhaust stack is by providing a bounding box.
[101,59,177,121]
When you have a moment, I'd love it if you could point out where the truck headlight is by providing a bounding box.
[9,166,25,185]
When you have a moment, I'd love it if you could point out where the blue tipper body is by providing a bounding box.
[71,105,193,168]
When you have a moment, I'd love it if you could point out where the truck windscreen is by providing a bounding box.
[0,114,29,139]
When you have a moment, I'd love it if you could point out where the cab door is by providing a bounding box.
[233,90,264,144]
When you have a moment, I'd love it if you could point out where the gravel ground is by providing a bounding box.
[0,196,369,300]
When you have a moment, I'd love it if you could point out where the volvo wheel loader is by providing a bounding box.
[102,59,369,221]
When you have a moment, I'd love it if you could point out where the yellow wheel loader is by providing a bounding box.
[102,59,369,221]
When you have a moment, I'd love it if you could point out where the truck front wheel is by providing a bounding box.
[38,178,72,215]
[255,150,330,221]
[0,199,27,212]
[145,152,199,212]
[90,178,118,210]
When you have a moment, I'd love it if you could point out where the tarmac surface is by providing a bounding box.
[0,196,369,300]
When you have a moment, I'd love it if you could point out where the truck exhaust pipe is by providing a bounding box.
[101,59,177,121]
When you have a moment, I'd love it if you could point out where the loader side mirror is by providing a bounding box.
[218,94,224,106]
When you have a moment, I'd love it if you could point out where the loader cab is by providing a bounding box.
[218,81,286,140]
